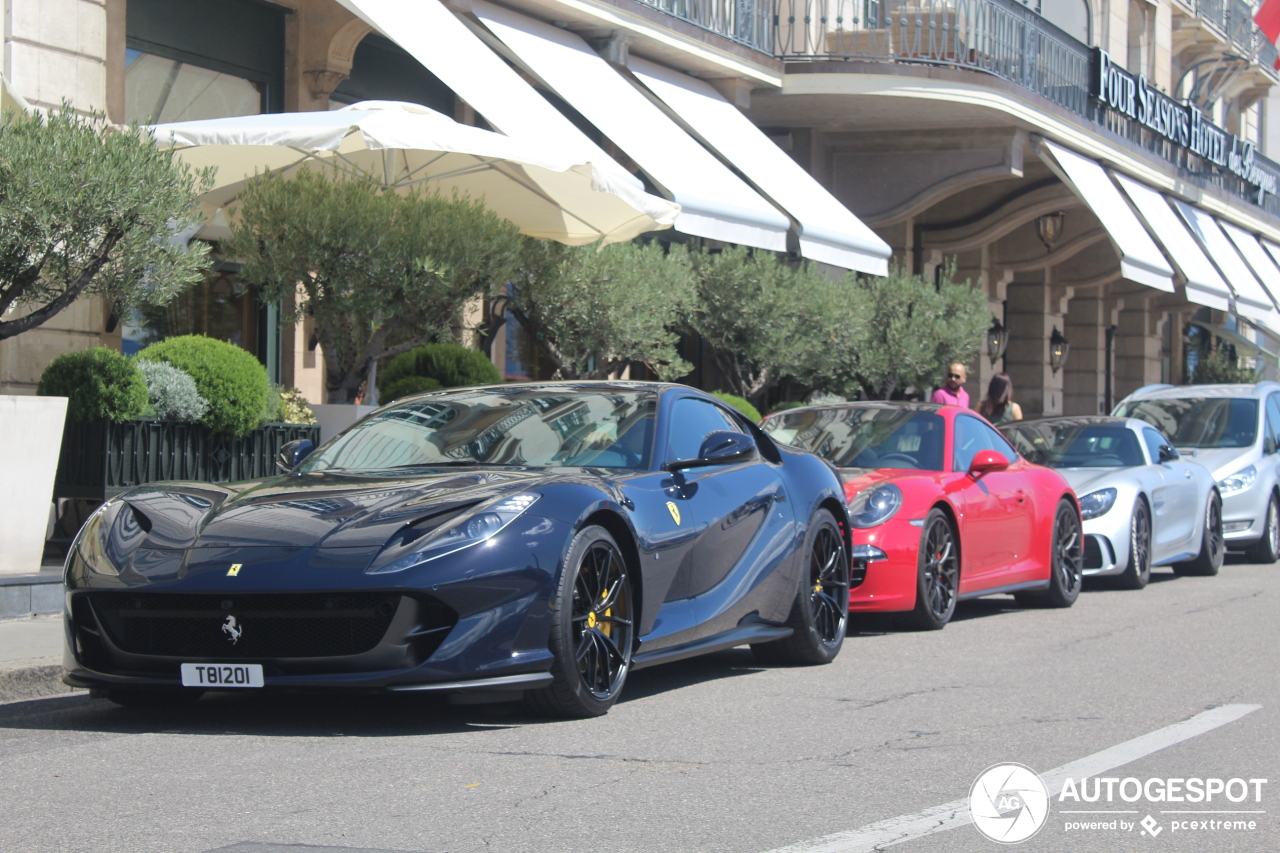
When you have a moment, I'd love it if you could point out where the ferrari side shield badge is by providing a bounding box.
[666,502,681,525]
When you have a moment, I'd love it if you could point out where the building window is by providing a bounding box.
[1040,0,1090,45]
[330,34,455,114]
[125,50,263,124]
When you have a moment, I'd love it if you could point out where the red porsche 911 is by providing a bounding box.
[760,402,1083,630]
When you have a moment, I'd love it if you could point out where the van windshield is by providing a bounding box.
[1113,398,1258,449]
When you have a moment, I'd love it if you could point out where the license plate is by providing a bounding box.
[180,663,264,688]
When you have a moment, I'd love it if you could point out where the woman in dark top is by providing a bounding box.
[979,372,1022,424]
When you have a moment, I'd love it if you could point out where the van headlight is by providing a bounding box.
[1217,465,1256,496]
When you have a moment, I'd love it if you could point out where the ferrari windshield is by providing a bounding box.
[1003,423,1144,468]
[761,405,945,470]
[299,388,656,472]
[1113,398,1258,449]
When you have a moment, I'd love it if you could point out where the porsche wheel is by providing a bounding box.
[1016,499,1082,608]
[1114,499,1152,590]
[1175,490,1224,577]
[1245,493,1279,564]
[526,525,634,718]
[904,508,958,630]
[752,509,848,665]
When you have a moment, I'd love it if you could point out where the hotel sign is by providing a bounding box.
[1091,48,1278,194]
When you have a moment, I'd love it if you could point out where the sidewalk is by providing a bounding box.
[0,560,80,703]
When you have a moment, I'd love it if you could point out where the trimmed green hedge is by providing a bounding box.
[379,343,502,393]
[37,347,148,423]
[138,335,269,438]
[383,375,443,402]
[711,391,761,422]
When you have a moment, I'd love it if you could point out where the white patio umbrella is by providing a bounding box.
[147,100,679,246]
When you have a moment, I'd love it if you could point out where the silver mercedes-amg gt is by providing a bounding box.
[1000,416,1224,587]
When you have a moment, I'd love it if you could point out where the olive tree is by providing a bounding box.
[505,238,696,380]
[0,106,211,340]
[834,262,988,400]
[685,246,862,407]
[225,170,524,403]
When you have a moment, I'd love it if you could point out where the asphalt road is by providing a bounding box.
[1,557,1276,853]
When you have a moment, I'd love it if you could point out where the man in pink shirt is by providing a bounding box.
[930,363,970,408]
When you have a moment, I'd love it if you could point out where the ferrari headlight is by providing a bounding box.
[848,484,903,529]
[1078,488,1117,520]
[71,499,125,576]
[367,493,541,574]
[1217,465,1256,496]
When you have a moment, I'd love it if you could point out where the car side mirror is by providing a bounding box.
[665,431,756,471]
[277,439,315,472]
[1158,444,1180,463]
[967,449,1009,478]
[1266,437,1277,455]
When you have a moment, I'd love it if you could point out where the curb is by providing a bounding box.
[0,657,83,704]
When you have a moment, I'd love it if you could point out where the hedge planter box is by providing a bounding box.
[53,418,321,501]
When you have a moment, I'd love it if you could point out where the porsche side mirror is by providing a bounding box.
[1158,444,1180,463]
[665,431,757,471]
[277,439,315,472]
[967,449,1009,478]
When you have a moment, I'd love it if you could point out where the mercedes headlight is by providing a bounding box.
[1217,465,1256,496]
[1078,488,1117,520]
[367,493,541,574]
[848,484,903,529]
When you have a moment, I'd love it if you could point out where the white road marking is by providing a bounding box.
[761,704,1261,853]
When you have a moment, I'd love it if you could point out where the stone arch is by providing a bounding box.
[328,18,375,77]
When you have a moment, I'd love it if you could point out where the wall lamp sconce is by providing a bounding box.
[1037,211,1067,253]
[986,317,1009,364]
[1049,326,1071,373]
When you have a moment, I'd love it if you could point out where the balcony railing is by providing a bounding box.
[770,0,1280,218]
[631,0,774,52]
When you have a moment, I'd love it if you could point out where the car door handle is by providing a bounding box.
[1016,490,1026,503]
[1184,471,1192,479]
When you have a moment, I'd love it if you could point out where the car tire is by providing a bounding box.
[751,509,849,665]
[1175,490,1225,577]
[1114,499,1152,590]
[525,525,634,719]
[903,508,959,630]
[102,688,204,708]
[1016,498,1083,608]
[1245,492,1280,564]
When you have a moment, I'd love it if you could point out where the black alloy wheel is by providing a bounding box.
[526,526,634,718]
[1017,499,1083,608]
[1177,490,1225,576]
[905,508,959,630]
[1115,499,1152,590]
[752,509,849,665]
[1246,493,1280,564]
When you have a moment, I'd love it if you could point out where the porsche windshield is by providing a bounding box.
[300,389,656,471]
[1002,423,1144,468]
[1113,398,1258,449]
[762,406,944,471]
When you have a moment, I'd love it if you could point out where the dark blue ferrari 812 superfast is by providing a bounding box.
[63,382,851,716]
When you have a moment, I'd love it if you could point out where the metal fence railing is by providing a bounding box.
[630,0,775,52]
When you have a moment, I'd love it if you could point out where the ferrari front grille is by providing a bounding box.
[85,592,405,659]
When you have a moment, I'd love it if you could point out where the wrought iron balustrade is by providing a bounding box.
[630,0,774,52]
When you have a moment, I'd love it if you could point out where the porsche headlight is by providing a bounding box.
[366,493,541,574]
[848,484,903,529]
[1217,465,1256,496]
[1078,488,1117,520]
